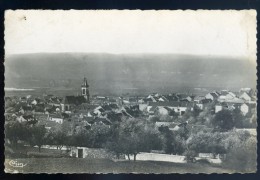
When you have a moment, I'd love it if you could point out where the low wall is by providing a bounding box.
[70,147,120,159]
[127,153,186,163]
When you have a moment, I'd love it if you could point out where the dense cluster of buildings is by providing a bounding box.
[5,77,257,134]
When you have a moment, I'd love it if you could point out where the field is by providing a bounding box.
[5,158,235,174]
[5,53,256,96]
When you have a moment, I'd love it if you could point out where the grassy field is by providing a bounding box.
[5,158,235,174]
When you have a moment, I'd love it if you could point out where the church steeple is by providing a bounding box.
[81,76,89,101]
[81,77,89,88]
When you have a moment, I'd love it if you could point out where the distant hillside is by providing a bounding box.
[4,53,257,95]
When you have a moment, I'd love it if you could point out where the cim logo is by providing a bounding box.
[9,160,27,168]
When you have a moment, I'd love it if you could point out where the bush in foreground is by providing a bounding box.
[223,136,257,172]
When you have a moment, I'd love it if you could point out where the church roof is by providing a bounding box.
[81,77,89,87]
[63,96,87,105]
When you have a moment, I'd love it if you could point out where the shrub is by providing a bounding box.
[184,150,197,162]
[223,136,257,172]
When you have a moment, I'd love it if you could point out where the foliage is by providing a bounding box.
[151,114,175,122]
[5,122,31,146]
[47,129,68,151]
[159,115,174,122]
[159,126,185,155]
[28,125,47,152]
[183,149,197,162]
[106,118,162,161]
[223,135,257,172]
[72,128,90,147]
[185,129,256,169]
[195,101,216,126]
[232,108,246,128]
[60,123,112,148]
[193,105,203,117]
[88,124,112,148]
[211,110,235,131]
[221,129,251,152]
[5,98,16,108]
[186,131,226,156]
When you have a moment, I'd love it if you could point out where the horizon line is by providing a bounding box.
[5,52,248,59]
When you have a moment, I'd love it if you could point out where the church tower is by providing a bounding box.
[81,77,89,101]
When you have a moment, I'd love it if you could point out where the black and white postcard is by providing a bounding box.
[4,10,257,173]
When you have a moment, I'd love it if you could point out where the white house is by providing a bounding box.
[146,106,157,115]
[16,116,27,123]
[31,99,38,105]
[240,103,249,116]
[205,93,218,101]
[122,100,130,104]
[240,88,253,96]
[139,104,148,111]
[218,95,244,103]
[228,92,237,98]
[87,112,93,117]
[138,99,145,104]
[155,106,170,116]
[49,114,63,124]
[239,92,252,102]
[158,97,165,102]
[181,96,193,102]
[215,104,223,113]
[148,101,193,116]
[194,96,206,103]
[147,95,157,102]
[93,106,105,116]
[196,103,204,110]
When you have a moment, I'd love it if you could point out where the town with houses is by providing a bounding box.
[5,77,257,132]
[5,77,257,173]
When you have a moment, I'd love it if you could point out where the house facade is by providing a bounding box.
[239,92,252,102]
[240,103,249,116]
[205,92,219,101]
[49,114,64,124]
[147,101,194,116]
[61,96,87,113]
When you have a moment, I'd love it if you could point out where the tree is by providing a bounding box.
[222,130,256,172]
[106,118,162,161]
[118,118,144,161]
[72,128,90,147]
[160,127,175,154]
[105,123,123,159]
[193,105,202,117]
[159,126,185,155]
[88,124,112,148]
[5,122,30,147]
[28,125,47,152]
[211,110,235,131]
[48,130,68,152]
[196,101,216,126]
[46,123,73,152]
[185,131,226,159]
[221,129,251,152]
[232,108,246,128]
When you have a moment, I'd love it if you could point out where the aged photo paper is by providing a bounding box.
[4,10,257,173]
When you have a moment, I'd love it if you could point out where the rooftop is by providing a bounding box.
[63,96,87,105]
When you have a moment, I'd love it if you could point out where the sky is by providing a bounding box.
[4,10,257,60]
